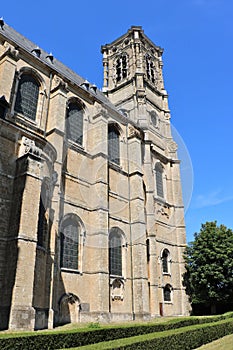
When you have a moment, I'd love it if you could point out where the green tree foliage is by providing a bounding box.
[184,221,233,309]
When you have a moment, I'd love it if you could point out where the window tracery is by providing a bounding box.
[15,74,39,120]
[146,55,156,84]
[108,124,120,165]
[66,101,84,145]
[116,54,128,82]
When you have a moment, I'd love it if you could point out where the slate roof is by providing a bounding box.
[0,20,125,118]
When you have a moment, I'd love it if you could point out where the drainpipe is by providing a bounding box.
[126,123,135,320]
[44,71,53,136]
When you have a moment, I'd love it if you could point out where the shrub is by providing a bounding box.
[0,313,232,350]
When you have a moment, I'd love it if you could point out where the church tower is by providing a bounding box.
[102,26,189,317]
[101,26,169,130]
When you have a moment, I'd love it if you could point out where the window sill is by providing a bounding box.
[61,267,82,275]
[108,160,121,168]
[154,195,166,204]
[67,140,86,154]
[110,275,125,281]
[14,112,38,126]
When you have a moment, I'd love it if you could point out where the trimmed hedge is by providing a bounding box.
[115,318,233,350]
[70,318,233,350]
[0,313,233,350]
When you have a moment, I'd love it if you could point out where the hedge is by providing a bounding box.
[0,313,232,350]
[70,318,233,350]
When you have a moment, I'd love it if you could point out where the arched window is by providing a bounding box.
[164,284,172,302]
[155,163,164,198]
[109,228,122,276]
[116,54,128,82]
[15,74,39,120]
[162,249,170,273]
[146,55,155,84]
[37,180,50,248]
[66,102,84,145]
[60,217,80,270]
[108,124,120,165]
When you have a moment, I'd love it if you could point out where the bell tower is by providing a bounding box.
[102,27,189,317]
[101,26,170,133]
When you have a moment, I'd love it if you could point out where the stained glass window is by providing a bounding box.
[66,102,83,145]
[162,249,169,273]
[60,217,79,270]
[164,285,172,302]
[109,229,122,276]
[15,74,39,120]
[155,163,164,198]
[108,124,120,165]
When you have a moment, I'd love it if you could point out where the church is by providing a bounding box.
[0,20,189,330]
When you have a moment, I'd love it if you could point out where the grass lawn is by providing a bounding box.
[195,334,233,350]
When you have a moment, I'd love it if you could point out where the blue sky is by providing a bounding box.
[1,0,233,242]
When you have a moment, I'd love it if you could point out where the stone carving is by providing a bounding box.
[19,136,42,158]
[51,75,68,93]
[157,203,170,219]
[1,42,19,61]
[167,140,178,153]
[128,125,143,140]
[111,278,124,301]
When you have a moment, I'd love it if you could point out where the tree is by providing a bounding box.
[183,221,233,314]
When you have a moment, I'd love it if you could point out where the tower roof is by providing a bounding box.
[101,25,163,56]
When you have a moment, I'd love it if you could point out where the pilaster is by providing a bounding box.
[0,44,19,101]
[9,151,43,330]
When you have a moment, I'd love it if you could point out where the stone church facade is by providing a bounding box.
[0,20,189,330]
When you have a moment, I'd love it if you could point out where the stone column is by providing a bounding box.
[84,106,110,320]
[45,79,67,328]
[9,150,43,330]
[127,126,150,319]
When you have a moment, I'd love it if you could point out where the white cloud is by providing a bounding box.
[194,189,233,208]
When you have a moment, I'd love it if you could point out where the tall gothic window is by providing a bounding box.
[109,229,122,276]
[116,54,128,82]
[15,74,39,120]
[37,181,49,248]
[108,124,120,165]
[164,284,172,302]
[60,217,80,270]
[162,249,170,273]
[66,102,84,145]
[146,55,155,84]
[155,163,164,198]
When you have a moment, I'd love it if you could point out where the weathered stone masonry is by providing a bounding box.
[0,21,189,330]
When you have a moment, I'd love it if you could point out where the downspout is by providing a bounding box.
[44,71,53,136]
[126,123,135,321]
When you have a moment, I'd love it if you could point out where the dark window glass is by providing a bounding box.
[15,74,39,120]
[116,55,128,82]
[162,249,169,273]
[155,163,164,198]
[60,218,79,270]
[109,230,122,276]
[66,102,83,145]
[146,56,155,84]
[108,125,120,165]
[164,285,171,302]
